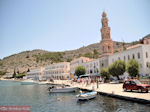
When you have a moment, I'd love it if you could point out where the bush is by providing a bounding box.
[0,71,7,76]
[127,59,139,78]
[16,73,27,78]
[108,60,126,80]
[100,68,110,81]
[67,58,72,62]
[35,52,63,63]
[75,66,86,77]
[83,52,93,58]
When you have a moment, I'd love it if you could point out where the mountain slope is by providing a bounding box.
[0,41,136,73]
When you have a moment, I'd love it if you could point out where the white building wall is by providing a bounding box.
[27,67,45,80]
[43,62,70,80]
[70,57,91,75]
[108,44,150,75]
[82,59,99,76]
[98,56,109,70]
[141,45,150,75]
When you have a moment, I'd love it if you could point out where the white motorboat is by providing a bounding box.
[37,82,47,85]
[76,91,97,100]
[48,86,78,93]
[21,79,37,85]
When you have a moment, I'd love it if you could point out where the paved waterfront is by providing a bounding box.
[53,80,150,102]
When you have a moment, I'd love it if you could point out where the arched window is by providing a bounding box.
[90,70,93,73]
[108,46,110,51]
[128,55,130,60]
[146,62,149,68]
[146,52,148,58]
[124,56,126,61]
[138,52,140,59]
[132,54,135,59]
[102,63,104,67]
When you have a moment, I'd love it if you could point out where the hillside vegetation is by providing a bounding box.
[0,41,138,73]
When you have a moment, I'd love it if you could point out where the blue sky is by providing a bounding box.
[0,0,150,59]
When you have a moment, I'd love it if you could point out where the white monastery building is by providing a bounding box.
[108,44,150,75]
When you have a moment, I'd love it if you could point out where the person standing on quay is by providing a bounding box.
[96,77,99,89]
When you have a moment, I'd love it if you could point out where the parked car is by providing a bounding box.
[123,79,150,93]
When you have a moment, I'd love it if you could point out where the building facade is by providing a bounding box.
[27,67,45,80]
[70,57,91,75]
[43,62,70,80]
[108,44,150,75]
[82,59,100,76]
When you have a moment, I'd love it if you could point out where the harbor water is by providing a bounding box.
[0,80,150,112]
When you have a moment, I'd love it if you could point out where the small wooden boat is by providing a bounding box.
[48,85,78,93]
[76,91,97,100]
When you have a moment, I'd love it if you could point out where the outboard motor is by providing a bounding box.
[48,86,54,91]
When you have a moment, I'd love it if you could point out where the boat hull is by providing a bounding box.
[21,80,37,85]
[76,91,97,100]
[21,82,36,85]
[49,87,78,93]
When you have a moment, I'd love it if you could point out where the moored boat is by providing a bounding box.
[48,85,78,93]
[76,91,97,100]
[37,82,47,85]
[21,79,37,85]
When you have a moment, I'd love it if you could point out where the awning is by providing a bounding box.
[79,74,100,78]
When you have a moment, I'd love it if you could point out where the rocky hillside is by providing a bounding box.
[0,41,138,73]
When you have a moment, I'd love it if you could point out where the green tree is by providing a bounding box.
[35,52,63,63]
[17,70,20,74]
[77,54,82,58]
[127,59,139,78]
[0,71,7,76]
[148,62,150,69]
[27,68,30,72]
[83,52,93,58]
[93,49,99,58]
[100,68,110,82]
[75,66,86,77]
[114,50,119,53]
[67,58,72,62]
[16,72,27,78]
[13,70,16,78]
[108,60,126,80]
[0,60,3,66]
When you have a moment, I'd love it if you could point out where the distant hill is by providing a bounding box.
[0,39,142,73]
